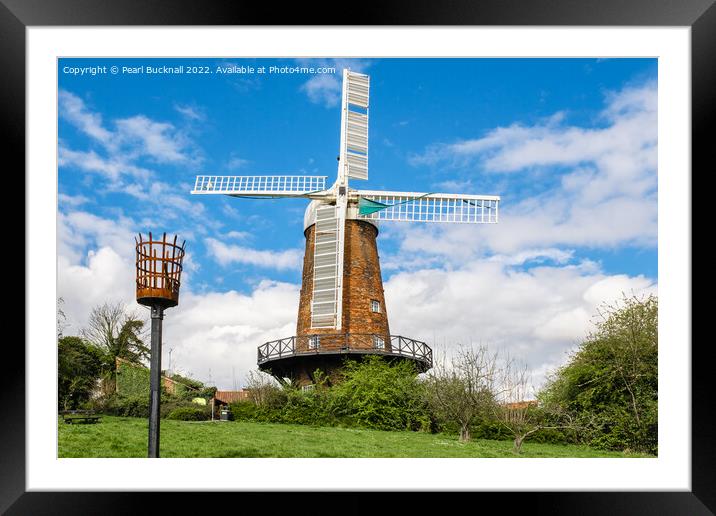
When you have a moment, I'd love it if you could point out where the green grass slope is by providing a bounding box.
[58,416,653,458]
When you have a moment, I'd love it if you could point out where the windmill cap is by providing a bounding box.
[303,200,379,233]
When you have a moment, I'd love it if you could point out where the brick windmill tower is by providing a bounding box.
[192,70,500,387]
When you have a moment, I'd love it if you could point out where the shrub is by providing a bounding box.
[159,399,208,419]
[88,394,150,418]
[331,356,431,431]
[275,385,339,426]
[166,406,210,421]
[229,401,260,421]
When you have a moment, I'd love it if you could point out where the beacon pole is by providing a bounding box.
[148,305,164,458]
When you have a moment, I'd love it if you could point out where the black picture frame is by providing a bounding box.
[6,0,710,513]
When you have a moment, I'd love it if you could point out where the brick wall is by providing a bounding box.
[281,218,393,386]
[296,219,390,350]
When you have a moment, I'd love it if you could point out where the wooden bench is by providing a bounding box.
[60,410,101,424]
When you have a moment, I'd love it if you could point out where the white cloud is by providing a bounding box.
[58,193,91,207]
[58,90,114,146]
[226,230,251,240]
[58,210,138,263]
[226,154,249,170]
[488,248,574,266]
[205,237,303,270]
[114,115,191,164]
[174,104,205,121]
[58,146,150,182]
[59,90,199,172]
[116,180,207,224]
[301,74,342,107]
[298,59,371,108]
[57,246,139,338]
[403,80,657,255]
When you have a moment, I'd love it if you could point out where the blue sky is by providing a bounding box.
[58,58,657,389]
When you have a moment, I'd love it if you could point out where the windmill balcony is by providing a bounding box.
[257,333,433,376]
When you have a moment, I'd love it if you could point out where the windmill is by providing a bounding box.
[191,69,500,386]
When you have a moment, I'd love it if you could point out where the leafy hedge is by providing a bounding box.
[86,394,150,418]
[166,406,211,421]
[85,393,210,420]
[115,361,152,398]
[115,361,211,401]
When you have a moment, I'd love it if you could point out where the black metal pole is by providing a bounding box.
[148,305,164,458]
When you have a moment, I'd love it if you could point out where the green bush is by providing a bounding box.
[88,394,150,418]
[276,385,339,426]
[166,406,210,421]
[229,401,260,421]
[160,399,208,419]
[331,356,431,431]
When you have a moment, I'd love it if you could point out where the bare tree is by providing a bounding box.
[493,358,541,453]
[57,297,69,339]
[495,358,578,454]
[82,301,149,365]
[245,369,280,406]
[424,344,499,442]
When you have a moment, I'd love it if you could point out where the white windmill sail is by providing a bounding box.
[340,70,370,181]
[355,190,500,224]
[192,175,328,197]
[310,205,341,328]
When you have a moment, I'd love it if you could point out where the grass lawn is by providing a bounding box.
[58,416,653,458]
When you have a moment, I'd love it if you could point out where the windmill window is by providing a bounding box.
[308,335,320,350]
[373,335,385,349]
[371,300,381,313]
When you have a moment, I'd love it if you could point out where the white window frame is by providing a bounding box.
[371,299,381,313]
[373,335,384,349]
[308,335,320,350]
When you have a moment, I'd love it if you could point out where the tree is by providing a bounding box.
[424,345,499,441]
[82,301,150,394]
[82,301,149,365]
[539,294,658,454]
[493,358,577,454]
[244,369,280,406]
[58,336,104,410]
[57,297,68,339]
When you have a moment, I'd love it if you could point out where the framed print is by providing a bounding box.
[6,0,712,513]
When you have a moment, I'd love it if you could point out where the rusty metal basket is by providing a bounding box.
[135,232,185,308]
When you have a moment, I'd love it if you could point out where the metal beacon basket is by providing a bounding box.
[135,232,186,309]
